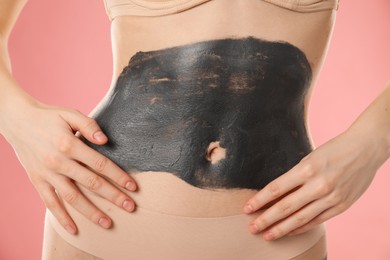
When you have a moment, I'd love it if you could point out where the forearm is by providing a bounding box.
[0,0,39,136]
[346,81,390,163]
[0,38,38,136]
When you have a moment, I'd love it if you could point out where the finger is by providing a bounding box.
[60,109,108,144]
[70,138,137,191]
[51,176,113,229]
[39,182,78,235]
[57,159,136,213]
[248,185,320,233]
[288,207,338,236]
[260,199,330,241]
[243,164,305,214]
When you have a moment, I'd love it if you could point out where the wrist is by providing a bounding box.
[346,122,390,168]
[0,87,40,141]
[345,82,390,164]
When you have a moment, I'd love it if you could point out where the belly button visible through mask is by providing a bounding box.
[205,141,227,164]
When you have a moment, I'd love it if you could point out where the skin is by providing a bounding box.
[1,0,390,248]
[243,83,390,240]
[83,36,313,190]
[0,0,138,235]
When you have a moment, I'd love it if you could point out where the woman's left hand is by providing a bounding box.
[243,127,389,241]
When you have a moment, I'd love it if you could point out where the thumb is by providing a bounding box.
[60,109,108,145]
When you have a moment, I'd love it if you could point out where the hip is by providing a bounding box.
[46,182,326,259]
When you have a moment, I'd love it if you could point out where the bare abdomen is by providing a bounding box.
[81,36,313,215]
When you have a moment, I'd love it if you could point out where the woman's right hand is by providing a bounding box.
[1,99,138,235]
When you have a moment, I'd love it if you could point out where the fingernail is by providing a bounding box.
[263,231,276,241]
[98,217,111,228]
[93,131,107,142]
[65,224,76,234]
[122,199,135,212]
[249,223,259,233]
[125,181,136,191]
[244,203,253,213]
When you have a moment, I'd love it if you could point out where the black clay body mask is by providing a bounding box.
[82,36,313,190]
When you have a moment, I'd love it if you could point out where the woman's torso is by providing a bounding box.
[78,0,338,217]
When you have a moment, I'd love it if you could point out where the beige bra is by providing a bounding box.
[104,0,340,21]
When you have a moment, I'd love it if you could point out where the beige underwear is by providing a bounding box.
[103,0,340,20]
[46,174,326,260]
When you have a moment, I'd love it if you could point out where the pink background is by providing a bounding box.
[0,0,389,259]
